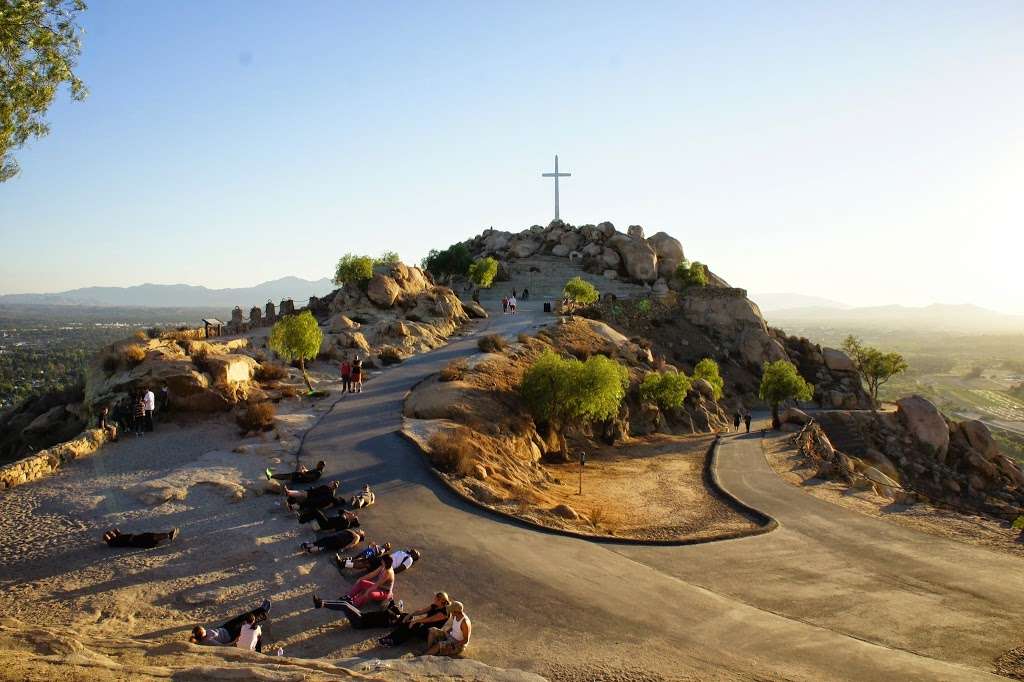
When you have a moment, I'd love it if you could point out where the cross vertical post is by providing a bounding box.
[541,154,571,222]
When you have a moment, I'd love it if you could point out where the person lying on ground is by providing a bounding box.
[387,548,421,574]
[266,461,326,484]
[301,508,360,531]
[302,528,364,554]
[379,591,450,647]
[312,595,405,629]
[349,483,375,509]
[235,612,264,652]
[190,598,271,646]
[283,480,340,509]
[336,542,392,571]
[423,601,471,657]
[344,555,395,608]
[103,528,178,549]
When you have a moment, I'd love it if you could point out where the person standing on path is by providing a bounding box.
[143,388,156,432]
[340,356,351,394]
[733,412,741,432]
[133,392,146,436]
[501,297,508,314]
[744,413,752,433]
[351,357,363,393]
[508,295,517,314]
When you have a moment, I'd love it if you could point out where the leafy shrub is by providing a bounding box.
[521,350,628,452]
[333,254,375,286]
[562,276,599,309]
[468,257,499,289]
[675,260,709,287]
[693,358,724,400]
[439,359,468,382]
[427,428,476,474]
[635,298,652,316]
[478,334,509,353]
[254,362,288,382]
[236,401,276,433]
[269,310,324,391]
[277,385,300,399]
[639,370,693,410]
[374,250,401,266]
[759,360,814,425]
[421,243,473,279]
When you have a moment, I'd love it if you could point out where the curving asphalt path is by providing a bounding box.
[298,306,1024,681]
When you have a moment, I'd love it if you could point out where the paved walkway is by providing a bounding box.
[295,305,1023,681]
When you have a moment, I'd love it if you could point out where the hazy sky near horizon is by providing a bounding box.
[1,1,1021,312]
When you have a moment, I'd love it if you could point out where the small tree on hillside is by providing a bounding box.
[676,260,709,287]
[692,357,724,400]
[374,251,401,266]
[759,360,814,428]
[467,257,499,289]
[521,350,628,453]
[841,335,908,406]
[269,310,323,392]
[639,370,693,410]
[562,276,599,313]
[422,243,473,280]
[333,254,374,287]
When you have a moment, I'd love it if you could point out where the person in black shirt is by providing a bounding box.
[311,596,404,629]
[301,528,364,554]
[104,528,178,549]
[301,508,360,531]
[379,592,451,646]
[266,461,326,484]
[283,480,340,510]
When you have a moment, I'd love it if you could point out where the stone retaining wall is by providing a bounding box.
[0,428,109,490]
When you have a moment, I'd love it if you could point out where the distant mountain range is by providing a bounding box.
[765,302,1024,334]
[0,277,336,310]
[751,292,852,312]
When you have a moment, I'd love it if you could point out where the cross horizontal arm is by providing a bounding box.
[542,173,572,177]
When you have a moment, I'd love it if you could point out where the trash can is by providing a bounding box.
[543,302,552,313]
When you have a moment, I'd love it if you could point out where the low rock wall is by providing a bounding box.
[0,428,109,490]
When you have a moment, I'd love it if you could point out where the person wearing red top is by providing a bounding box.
[340,356,352,393]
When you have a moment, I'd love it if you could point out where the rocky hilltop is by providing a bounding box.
[453,220,870,411]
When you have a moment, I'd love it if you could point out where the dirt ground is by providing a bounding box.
[762,433,1024,558]
[478,434,761,541]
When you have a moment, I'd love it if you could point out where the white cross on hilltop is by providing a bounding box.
[541,154,571,221]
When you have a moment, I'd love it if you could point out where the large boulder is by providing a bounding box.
[203,353,258,387]
[960,420,1001,461]
[627,224,645,240]
[601,248,621,268]
[596,221,615,238]
[823,348,856,373]
[896,396,950,461]
[551,244,571,257]
[607,234,658,282]
[646,232,684,278]
[367,274,401,307]
[482,230,511,252]
[463,300,488,319]
[328,314,359,333]
[512,240,540,258]
[387,262,431,296]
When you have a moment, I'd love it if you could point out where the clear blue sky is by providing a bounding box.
[1,1,1021,312]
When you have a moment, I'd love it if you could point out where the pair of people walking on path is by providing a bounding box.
[733,411,752,433]
[502,295,518,314]
[339,356,363,393]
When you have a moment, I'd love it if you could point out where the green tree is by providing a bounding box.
[467,256,498,289]
[333,254,374,286]
[675,260,709,287]
[268,310,323,392]
[421,243,473,280]
[374,251,401,266]
[841,335,908,405]
[692,357,724,400]
[1,0,88,181]
[759,360,814,427]
[639,370,693,410]
[520,350,628,453]
[562,276,599,312]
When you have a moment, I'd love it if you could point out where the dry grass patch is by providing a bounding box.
[255,362,288,382]
[478,334,509,353]
[439,358,468,382]
[236,401,276,433]
[427,427,477,474]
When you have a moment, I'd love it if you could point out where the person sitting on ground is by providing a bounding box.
[301,528,364,554]
[266,460,326,484]
[387,548,421,574]
[312,594,404,629]
[283,480,340,509]
[349,483,375,509]
[97,405,119,442]
[336,542,392,571]
[190,598,271,646]
[343,555,395,608]
[423,600,471,657]
[379,591,450,647]
[301,508,360,532]
[103,527,178,549]
[235,612,264,652]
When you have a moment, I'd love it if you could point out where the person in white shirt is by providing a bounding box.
[190,598,271,648]
[142,388,156,432]
[235,613,263,652]
[387,548,421,574]
[423,600,471,657]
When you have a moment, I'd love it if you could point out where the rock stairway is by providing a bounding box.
[814,411,870,457]
[470,255,650,306]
